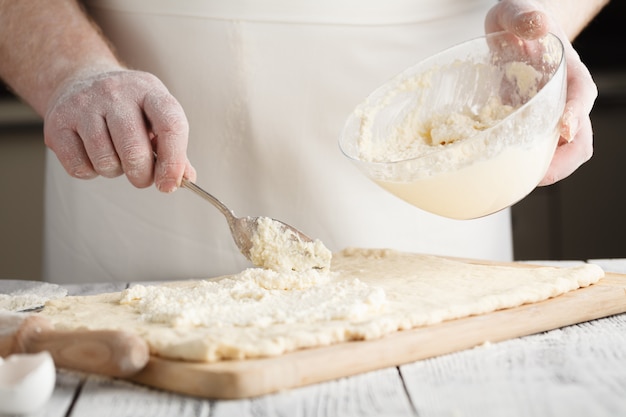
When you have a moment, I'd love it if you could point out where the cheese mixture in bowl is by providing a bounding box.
[339,32,566,219]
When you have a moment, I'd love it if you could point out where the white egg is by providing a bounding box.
[0,351,56,414]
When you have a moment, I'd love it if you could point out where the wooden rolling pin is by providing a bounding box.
[0,312,149,377]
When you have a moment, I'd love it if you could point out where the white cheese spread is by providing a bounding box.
[248,216,332,271]
[120,267,385,328]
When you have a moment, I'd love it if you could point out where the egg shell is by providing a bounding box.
[0,351,56,414]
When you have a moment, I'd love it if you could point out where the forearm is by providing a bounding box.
[0,0,122,115]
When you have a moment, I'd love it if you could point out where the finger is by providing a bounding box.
[144,90,190,193]
[184,158,197,183]
[560,51,598,142]
[44,127,98,180]
[76,113,123,178]
[484,3,553,72]
[539,116,593,186]
[486,1,548,39]
[107,104,155,188]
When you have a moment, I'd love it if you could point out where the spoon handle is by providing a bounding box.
[180,178,237,221]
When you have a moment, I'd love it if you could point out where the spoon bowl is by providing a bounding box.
[180,178,331,271]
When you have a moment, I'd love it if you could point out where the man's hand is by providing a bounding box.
[486,0,607,185]
[0,0,196,193]
[44,69,196,192]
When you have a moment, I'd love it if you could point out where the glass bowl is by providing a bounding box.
[339,31,566,220]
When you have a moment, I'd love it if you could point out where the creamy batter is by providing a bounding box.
[375,133,557,219]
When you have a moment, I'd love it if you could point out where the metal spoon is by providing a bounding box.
[180,178,315,263]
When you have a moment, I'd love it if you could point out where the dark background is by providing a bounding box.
[512,0,626,260]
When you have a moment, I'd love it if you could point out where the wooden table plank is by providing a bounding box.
[209,367,416,417]
[16,370,84,417]
[31,362,415,417]
[69,376,211,417]
[49,356,415,417]
[399,313,626,417]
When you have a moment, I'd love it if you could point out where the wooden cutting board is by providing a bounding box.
[127,269,626,399]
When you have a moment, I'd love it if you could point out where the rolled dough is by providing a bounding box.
[40,248,603,362]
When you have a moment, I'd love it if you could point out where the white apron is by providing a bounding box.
[43,0,512,283]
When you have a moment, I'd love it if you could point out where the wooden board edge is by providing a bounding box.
[127,272,626,399]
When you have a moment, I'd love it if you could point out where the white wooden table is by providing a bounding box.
[2,259,626,417]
